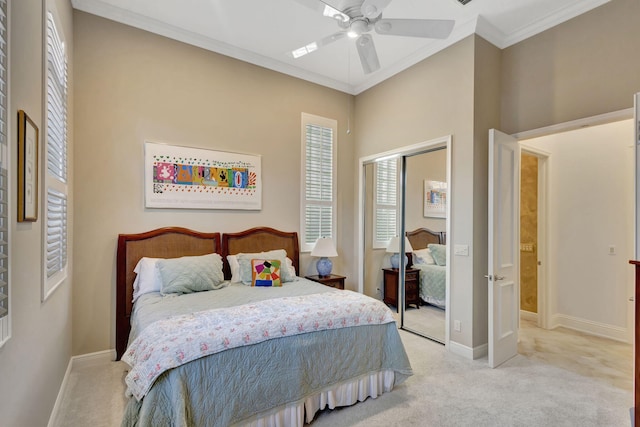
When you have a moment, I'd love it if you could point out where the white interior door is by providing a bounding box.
[488,129,520,368]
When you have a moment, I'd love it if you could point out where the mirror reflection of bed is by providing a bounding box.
[401,149,447,343]
[403,228,446,342]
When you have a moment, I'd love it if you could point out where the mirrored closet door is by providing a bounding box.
[400,149,447,343]
[361,141,449,344]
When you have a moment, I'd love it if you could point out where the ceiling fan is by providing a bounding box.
[290,0,455,74]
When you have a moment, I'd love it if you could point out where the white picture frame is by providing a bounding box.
[144,141,262,210]
[423,180,447,218]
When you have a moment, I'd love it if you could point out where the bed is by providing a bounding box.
[406,228,447,309]
[116,226,412,427]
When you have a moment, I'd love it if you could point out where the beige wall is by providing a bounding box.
[4,0,640,423]
[355,36,480,350]
[0,0,75,426]
[72,11,355,355]
[501,0,640,133]
[405,149,447,232]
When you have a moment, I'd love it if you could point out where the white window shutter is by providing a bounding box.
[301,114,337,252]
[373,158,398,248]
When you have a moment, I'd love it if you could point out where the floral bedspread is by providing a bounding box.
[122,290,395,400]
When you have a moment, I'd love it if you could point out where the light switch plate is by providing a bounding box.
[454,244,469,256]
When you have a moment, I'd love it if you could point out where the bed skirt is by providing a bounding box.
[239,370,396,427]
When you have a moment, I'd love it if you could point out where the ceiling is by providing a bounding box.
[71,0,609,94]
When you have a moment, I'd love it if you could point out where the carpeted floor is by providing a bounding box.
[52,320,632,427]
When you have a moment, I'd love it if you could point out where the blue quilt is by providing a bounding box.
[122,279,412,426]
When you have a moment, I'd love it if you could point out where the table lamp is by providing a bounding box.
[311,237,338,276]
[386,236,414,268]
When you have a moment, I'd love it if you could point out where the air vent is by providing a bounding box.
[457,0,472,4]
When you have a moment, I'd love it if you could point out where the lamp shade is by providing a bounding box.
[385,236,414,253]
[311,237,338,258]
[311,237,338,276]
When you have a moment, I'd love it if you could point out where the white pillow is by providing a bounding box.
[285,257,296,279]
[132,257,162,302]
[227,255,241,283]
[412,248,436,265]
[229,251,296,284]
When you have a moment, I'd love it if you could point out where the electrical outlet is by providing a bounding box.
[608,245,616,255]
[454,320,461,332]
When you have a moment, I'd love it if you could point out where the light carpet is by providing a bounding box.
[53,326,632,427]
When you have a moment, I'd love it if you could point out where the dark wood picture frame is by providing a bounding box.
[17,110,38,222]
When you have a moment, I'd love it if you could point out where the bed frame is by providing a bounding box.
[221,227,299,280]
[115,226,300,360]
[116,227,222,360]
[406,228,445,264]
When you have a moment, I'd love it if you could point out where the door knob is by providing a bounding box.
[494,275,505,281]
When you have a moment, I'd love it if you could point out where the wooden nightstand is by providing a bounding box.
[305,274,345,290]
[383,268,420,311]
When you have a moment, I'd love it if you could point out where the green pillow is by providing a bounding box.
[157,253,225,295]
[427,244,447,266]
[237,249,292,285]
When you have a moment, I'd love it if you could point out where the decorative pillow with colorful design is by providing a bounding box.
[251,259,282,287]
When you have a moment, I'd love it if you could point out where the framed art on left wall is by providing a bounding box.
[17,110,38,222]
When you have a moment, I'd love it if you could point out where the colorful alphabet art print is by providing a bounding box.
[144,141,262,210]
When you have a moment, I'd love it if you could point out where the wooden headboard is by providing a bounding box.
[221,227,300,280]
[116,226,300,360]
[406,228,445,266]
[406,227,445,250]
[116,227,221,360]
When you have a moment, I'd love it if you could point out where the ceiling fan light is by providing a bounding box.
[349,19,369,37]
[347,30,358,39]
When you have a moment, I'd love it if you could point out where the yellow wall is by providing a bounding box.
[520,154,538,313]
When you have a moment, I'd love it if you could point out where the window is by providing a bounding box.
[0,0,8,346]
[301,113,337,252]
[373,158,399,249]
[43,9,68,301]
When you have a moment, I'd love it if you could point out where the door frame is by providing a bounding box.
[513,106,635,341]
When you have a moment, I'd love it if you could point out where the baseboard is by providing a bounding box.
[551,314,630,343]
[47,349,116,427]
[47,356,74,427]
[520,310,538,322]
[448,340,488,360]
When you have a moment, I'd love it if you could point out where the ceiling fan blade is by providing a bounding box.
[361,0,392,19]
[356,34,380,74]
[374,18,455,39]
[288,31,347,59]
[293,0,350,23]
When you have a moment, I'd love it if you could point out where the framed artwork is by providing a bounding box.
[423,180,447,218]
[144,141,262,210]
[17,110,38,222]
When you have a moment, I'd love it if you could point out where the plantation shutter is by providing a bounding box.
[374,158,398,248]
[304,123,333,245]
[46,11,67,183]
[46,189,67,279]
[0,0,9,346]
[43,10,68,299]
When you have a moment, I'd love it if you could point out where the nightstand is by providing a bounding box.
[305,274,345,290]
[383,267,420,311]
